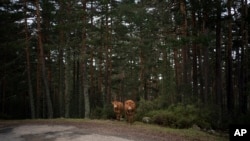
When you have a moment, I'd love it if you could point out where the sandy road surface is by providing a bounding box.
[0,125,134,141]
[0,120,188,141]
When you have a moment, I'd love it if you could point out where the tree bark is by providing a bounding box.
[215,0,223,114]
[239,0,248,114]
[226,0,234,113]
[191,9,198,98]
[105,5,112,105]
[179,0,189,103]
[24,0,35,119]
[35,0,53,118]
[64,48,72,118]
[82,0,90,119]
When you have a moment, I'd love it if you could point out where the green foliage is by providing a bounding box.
[137,103,211,129]
[147,110,177,127]
[135,99,159,121]
[90,103,116,120]
[90,106,104,119]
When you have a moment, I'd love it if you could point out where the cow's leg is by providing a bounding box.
[129,115,132,124]
[116,114,119,120]
[117,114,120,121]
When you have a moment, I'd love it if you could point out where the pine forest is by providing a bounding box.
[0,0,250,130]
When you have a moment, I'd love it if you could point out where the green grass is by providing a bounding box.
[132,122,228,141]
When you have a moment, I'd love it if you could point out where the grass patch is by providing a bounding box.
[133,122,228,141]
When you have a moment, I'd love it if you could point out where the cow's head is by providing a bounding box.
[112,101,122,113]
[126,106,134,115]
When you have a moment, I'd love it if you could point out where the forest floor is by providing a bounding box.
[0,119,227,141]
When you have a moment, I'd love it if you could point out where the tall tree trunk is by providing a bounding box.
[201,4,209,104]
[173,47,181,102]
[24,0,35,119]
[215,0,223,116]
[58,17,65,117]
[58,0,65,117]
[180,0,189,103]
[104,1,112,105]
[191,9,198,98]
[64,47,72,118]
[36,48,42,118]
[239,0,248,114]
[35,0,53,118]
[58,46,64,117]
[89,0,95,107]
[139,48,146,100]
[226,0,234,113]
[82,0,90,119]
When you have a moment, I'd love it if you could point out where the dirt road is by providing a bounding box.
[0,124,135,141]
[0,119,221,141]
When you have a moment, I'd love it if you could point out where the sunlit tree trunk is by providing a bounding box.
[35,0,53,118]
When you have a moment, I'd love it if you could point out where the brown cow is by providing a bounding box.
[111,101,124,120]
[124,100,136,124]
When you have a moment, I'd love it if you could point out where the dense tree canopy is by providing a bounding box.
[0,0,249,130]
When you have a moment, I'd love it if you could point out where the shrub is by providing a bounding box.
[90,106,104,119]
[145,103,211,129]
[148,110,177,128]
[135,99,158,121]
[91,104,115,120]
[176,117,193,128]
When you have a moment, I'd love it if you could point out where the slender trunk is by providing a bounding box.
[191,10,198,98]
[215,0,223,116]
[82,0,90,119]
[226,0,234,113]
[180,0,188,103]
[180,0,188,82]
[35,0,53,118]
[76,57,81,117]
[104,2,112,105]
[105,25,110,104]
[64,48,72,118]
[58,46,64,117]
[1,72,6,115]
[201,5,209,104]
[139,48,146,99]
[58,27,64,117]
[36,48,41,118]
[173,48,181,102]
[98,46,104,104]
[24,0,35,119]
[239,0,248,114]
[89,0,95,106]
